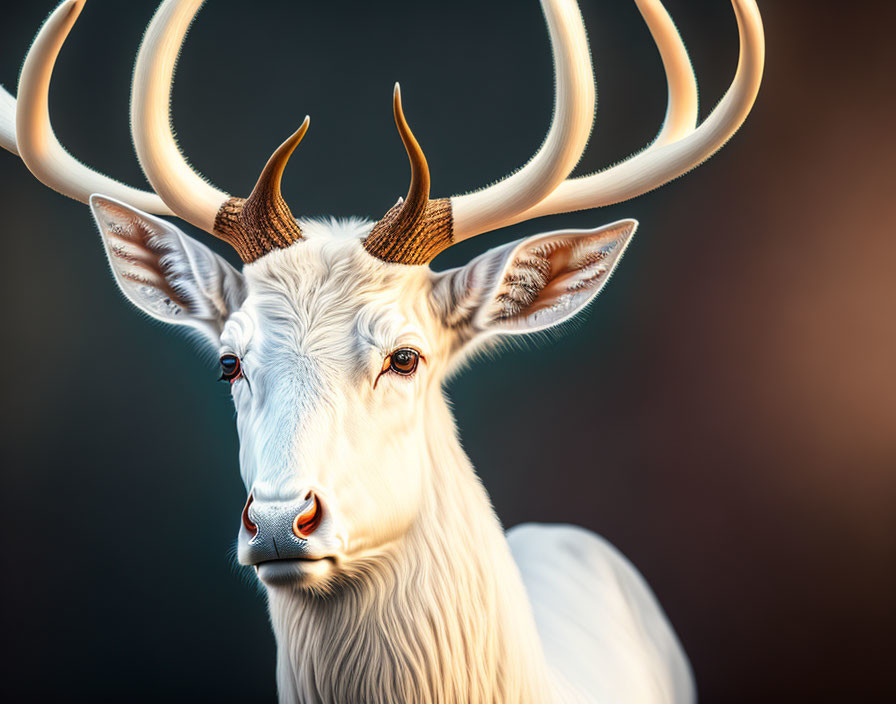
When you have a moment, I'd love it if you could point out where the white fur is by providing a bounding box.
[89,201,693,703]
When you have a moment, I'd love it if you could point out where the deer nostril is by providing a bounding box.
[292,491,322,538]
[242,493,258,537]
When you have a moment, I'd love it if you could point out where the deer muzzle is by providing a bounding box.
[238,491,328,568]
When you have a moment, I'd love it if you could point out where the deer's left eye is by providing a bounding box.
[219,353,242,383]
[387,348,420,376]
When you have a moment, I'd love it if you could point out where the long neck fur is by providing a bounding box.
[267,392,554,704]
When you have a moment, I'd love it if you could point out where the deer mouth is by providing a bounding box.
[255,557,336,587]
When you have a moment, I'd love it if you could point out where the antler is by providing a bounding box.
[363,0,764,264]
[364,0,595,264]
[362,85,454,265]
[0,87,18,156]
[505,0,764,227]
[1,1,171,214]
[1,0,307,264]
[213,120,310,263]
[129,0,306,261]
[2,0,763,267]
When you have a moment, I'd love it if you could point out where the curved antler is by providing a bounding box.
[2,0,762,268]
[364,0,595,264]
[363,0,763,265]
[362,85,453,265]
[131,0,307,262]
[0,0,309,264]
[4,0,171,213]
[511,0,764,225]
[452,0,764,239]
[130,0,226,234]
[634,0,699,148]
[0,86,18,156]
[214,119,309,262]
[443,0,596,242]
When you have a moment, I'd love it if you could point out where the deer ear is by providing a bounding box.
[90,194,246,348]
[433,220,636,336]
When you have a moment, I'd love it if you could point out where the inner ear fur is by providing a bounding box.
[434,219,637,337]
[91,194,246,347]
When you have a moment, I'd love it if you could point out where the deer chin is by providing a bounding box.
[256,557,337,589]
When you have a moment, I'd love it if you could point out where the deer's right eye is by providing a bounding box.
[219,354,242,383]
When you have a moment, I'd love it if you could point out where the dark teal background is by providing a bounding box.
[1,0,893,701]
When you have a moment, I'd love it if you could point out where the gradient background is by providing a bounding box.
[1,0,893,701]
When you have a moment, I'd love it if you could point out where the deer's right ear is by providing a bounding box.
[90,195,246,348]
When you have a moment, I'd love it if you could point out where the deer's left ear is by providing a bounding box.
[90,195,246,348]
[432,220,636,337]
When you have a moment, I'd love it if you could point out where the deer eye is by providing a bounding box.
[388,348,420,376]
[219,353,242,383]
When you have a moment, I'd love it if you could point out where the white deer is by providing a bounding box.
[1,0,764,701]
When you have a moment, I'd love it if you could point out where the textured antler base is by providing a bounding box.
[214,195,303,264]
[364,198,454,265]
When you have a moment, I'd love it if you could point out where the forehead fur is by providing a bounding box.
[230,218,439,362]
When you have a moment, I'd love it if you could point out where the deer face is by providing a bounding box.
[222,223,446,588]
[90,196,635,590]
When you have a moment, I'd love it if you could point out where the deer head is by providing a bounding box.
[1,0,763,599]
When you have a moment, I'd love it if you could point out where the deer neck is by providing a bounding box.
[266,392,554,704]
